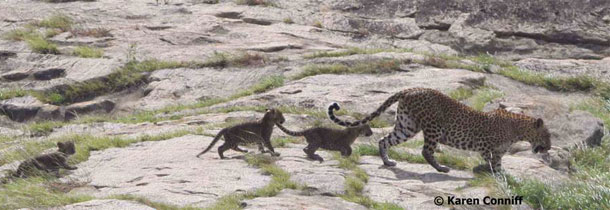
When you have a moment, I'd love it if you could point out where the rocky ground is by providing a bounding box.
[0,0,609,209]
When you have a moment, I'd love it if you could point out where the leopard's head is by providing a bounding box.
[358,124,373,137]
[527,118,551,154]
[264,108,285,124]
[57,141,76,155]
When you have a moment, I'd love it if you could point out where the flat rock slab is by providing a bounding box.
[52,199,154,210]
[502,155,568,182]
[214,68,485,114]
[65,135,271,208]
[274,145,349,195]
[359,156,486,210]
[243,189,367,210]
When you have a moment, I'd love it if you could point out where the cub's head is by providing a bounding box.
[264,108,285,124]
[527,118,551,154]
[57,141,76,155]
[357,124,373,137]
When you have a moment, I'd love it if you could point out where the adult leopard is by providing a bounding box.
[327,88,551,173]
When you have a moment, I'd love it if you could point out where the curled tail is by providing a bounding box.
[196,128,227,157]
[328,91,403,127]
[275,123,305,136]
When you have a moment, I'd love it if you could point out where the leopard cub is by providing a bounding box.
[275,123,372,162]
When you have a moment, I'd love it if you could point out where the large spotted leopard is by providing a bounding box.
[328,88,551,173]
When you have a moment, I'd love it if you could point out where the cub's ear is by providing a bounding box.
[535,118,544,128]
[265,108,270,112]
[57,142,65,148]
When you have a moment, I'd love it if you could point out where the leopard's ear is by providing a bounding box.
[57,142,65,148]
[535,118,544,128]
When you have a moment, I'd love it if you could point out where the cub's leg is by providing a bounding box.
[59,160,78,170]
[303,143,323,162]
[232,146,249,153]
[422,130,450,173]
[263,138,280,157]
[340,146,352,157]
[217,142,233,159]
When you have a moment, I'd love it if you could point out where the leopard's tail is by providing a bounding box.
[328,91,403,127]
[196,128,227,157]
[275,123,305,136]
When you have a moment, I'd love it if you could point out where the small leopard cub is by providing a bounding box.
[14,141,78,178]
[275,123,373,162]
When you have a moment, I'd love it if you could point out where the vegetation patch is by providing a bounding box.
[294,59,404,80]
[0,129,198,209]
[0,89,31,101]
[313,21,323,28]
[70,27,112,38]
[33,14,73,31]
[283,18,294,24]
[272,137,303,148]
[72,46,103,58]
[111,194,201,210]
[332,152,403,210]
[2,28,37,41]
[448,87,475,101]
[25,35,60,54]
[205,154,300,209]
[470,87,504,111]
[303,47,412,59]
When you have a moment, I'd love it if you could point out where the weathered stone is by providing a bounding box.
[1,70,29,81]
[52,199,155,210]
[64,135,271,208]
[502,155,568,182]
[274,146,349,195]
[243,17,273,26]
[243,189,367,210]
[65,99,115,121]
[359,156,487,209]
[547,110,605,148]
[33,68,66,80]
[0,96,42,122]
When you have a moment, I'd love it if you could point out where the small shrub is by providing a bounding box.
[294,59,402,80]
[70,27,112,38]
[0,89,30,100]
[313,20,323,28]
[3,28,36,41]
[283,18,294,24]
[72,46,103,58]
[34,14,73,31]
[471,88,504,111]
[25,36,59,54]
[449,87,475,101]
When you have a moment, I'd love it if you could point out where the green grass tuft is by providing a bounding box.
[2,28,37,41]
[111,195,202,210]
[34,14,73,31]
[25,35,59,54]
[294,59,403,80]
[471,88,504,111]
[271,137,302,147]
[283,18,294,24]
[72,46,103,58]
[448,87,475,101]
[303,47,412,59]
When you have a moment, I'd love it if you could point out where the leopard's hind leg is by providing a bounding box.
[378,114,419,166]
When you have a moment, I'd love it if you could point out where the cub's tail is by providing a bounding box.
[328,91,403,127]
[196,128,227,158]
[275,123,305,136]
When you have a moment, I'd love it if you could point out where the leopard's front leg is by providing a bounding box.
[422,140,450,173]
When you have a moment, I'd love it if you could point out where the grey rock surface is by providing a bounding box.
[65,135,272,208]
[50,199,155,210]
